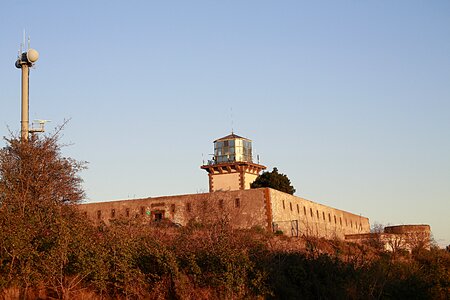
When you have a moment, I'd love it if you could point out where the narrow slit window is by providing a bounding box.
[111,209,115,218]
[235,198,240,208]
[97,210,101,220]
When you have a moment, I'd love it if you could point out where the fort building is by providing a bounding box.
[79,133,371,239]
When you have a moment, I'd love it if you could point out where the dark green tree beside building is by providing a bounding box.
[251,167,296,195]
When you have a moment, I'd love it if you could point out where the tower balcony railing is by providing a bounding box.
[205,156,253,165]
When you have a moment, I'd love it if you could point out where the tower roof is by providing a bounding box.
[214,133,251,143]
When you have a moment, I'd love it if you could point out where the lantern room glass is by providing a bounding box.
[214,137,252,163]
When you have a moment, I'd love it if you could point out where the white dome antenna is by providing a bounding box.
[26,49,39,63]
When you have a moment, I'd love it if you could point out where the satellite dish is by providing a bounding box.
[26,49,39,63]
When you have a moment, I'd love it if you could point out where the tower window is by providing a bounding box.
[97,210,101,220]
[111,209,115,218]
[303,206,306,215]
[290,202,292,211]
[282,200,285,210]
[310,208,313,218]
[328,213,331,223]
[219,199,224,209]
[316,210,319,219]
[297,204,300,214]
[323,212,325,221]
[235,198,240,208]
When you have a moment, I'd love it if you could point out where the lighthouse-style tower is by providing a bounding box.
[201,133,266,192]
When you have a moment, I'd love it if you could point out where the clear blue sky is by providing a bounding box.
[1,1,449,246]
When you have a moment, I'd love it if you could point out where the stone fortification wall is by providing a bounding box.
[79,189,269,229]
[79,188,370,240]
[268,189,370,239]
[384,224,430,235]
[345,224,431,252]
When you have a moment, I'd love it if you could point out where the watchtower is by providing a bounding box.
[201,133,266,192]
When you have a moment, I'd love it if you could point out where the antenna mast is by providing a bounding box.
[15,33,40,141]
[230,107,234,134]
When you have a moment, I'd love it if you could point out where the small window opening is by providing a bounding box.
[289,202,293,211]
[111,209,115,218]
[316,210,319,219]
[154,212,163,222]
[310,208,313,217]
[328,213,331,223]
[323,212,325,221]
[235,198,240,208]
[297,204,300,214]
[97,210,101,220]
[219,199,224,209]
[303,206,306,215]
[126,208,130,218]
[282,200,285,210]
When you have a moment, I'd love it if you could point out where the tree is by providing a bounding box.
[0,132,87,298]
[250,167,296,195]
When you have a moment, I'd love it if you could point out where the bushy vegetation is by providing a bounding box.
[0,134,449,299]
